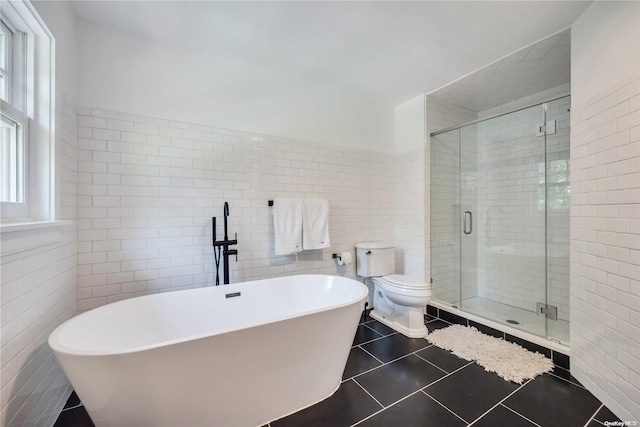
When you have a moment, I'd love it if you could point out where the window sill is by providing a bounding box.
[0,220,73,255]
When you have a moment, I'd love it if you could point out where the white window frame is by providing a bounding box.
[0,0,54,226]
[1,19,15,102]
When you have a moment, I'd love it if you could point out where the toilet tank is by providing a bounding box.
[355,242,395,278]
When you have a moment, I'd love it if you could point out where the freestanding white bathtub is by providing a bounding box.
[49,274,368,427]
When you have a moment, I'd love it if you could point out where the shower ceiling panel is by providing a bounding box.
[429,30,570,113]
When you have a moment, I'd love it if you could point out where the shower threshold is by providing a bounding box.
[431,297,570,350]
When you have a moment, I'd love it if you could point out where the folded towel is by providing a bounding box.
[302,199,330,250]
[274,199,303,255]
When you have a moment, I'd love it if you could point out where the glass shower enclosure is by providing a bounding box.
[430,96,570,345]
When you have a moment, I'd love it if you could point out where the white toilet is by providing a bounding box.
[356,242,431,338]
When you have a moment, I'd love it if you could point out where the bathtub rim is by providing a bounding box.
[49,274,368,357]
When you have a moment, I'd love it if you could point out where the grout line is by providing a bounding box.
[350,348,475,426]
[467,378,533,426]
[351,358,473,427]
[352,379,385,409]
[382,346,428,365]
[352,331,397,348]
[350,389,426,427]
[61,404,83,412]
[582,403,603,427]
[362,323,386,337]
[359,346,385,365]
[345,342,437,382]
[421,390,468,424]
[341,350,385,383]
[548,368,587,389]
[413,352,450,375]
[418,360,474,390]
[499,403,542,426]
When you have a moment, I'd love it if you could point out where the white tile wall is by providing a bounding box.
[570,72,640,421]
[395,149,425,279]
[75,108,395,309]
[1,103,78,427]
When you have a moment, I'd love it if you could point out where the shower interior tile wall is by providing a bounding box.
[570,72,640,420]
[75,108,395,310]
[0,103,78,427]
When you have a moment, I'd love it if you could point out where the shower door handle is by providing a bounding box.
[463,211,473,235]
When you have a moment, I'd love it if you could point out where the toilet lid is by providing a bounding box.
[383,274,430,290]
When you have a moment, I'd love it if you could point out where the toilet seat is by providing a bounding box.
[382,274,430,290]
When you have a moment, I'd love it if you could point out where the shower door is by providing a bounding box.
[431,98,572,341]
[430,129,462,306]
[459,104,547,337]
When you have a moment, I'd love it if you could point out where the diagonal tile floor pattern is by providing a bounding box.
[55,316,622,427]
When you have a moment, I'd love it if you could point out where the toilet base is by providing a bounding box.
[370,310,429,339]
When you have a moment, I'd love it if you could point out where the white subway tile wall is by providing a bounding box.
[395,149,426,279]
[1,104,78,426]
[570,72,640,421]
[75,108,395,310]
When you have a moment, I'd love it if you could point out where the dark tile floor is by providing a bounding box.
[55,316,622,427]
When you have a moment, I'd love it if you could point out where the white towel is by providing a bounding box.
[274,199,303,255]
[302,199,330,250]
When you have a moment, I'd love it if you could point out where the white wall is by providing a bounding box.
[394,95,426,278]
[75,107,395,310]
[570,1,640,421]
[571,1,640,107]
[1,2,78,425]
[395,95,425,154]
[76,19,395,153]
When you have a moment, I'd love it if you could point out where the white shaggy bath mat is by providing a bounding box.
[427,325,553,384]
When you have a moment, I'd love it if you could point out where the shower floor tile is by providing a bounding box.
[54,315,617,427]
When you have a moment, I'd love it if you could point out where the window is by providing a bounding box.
[0,1,53,224]
[1,20,12,101]
[1,114,24,203]
[538,159,570,210]
[1,17,27,207]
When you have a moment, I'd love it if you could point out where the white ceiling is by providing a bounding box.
[70,1,591,150]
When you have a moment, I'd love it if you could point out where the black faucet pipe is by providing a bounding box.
[224,202,229,240]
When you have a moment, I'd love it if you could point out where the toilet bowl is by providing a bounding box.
[355,242,431,338]
[370,274,431,338]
